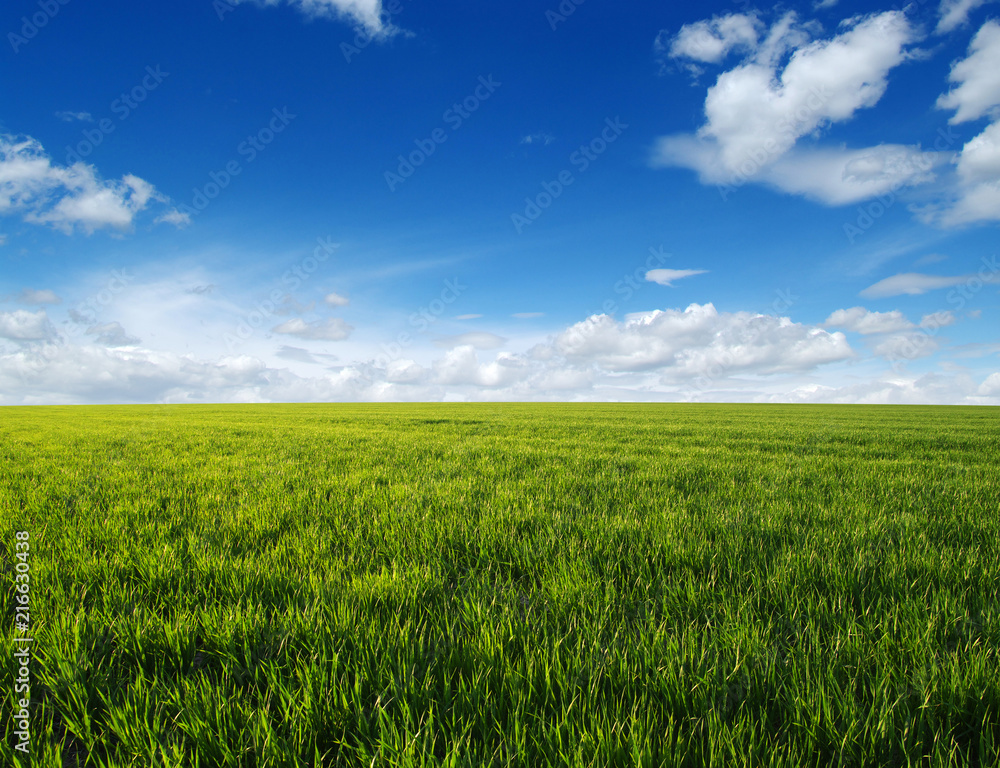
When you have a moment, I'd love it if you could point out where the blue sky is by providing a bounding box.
[1,0,999,404]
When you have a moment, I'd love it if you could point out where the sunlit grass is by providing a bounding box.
[2,403,998,766]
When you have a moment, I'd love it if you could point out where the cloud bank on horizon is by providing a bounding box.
[0,0,998,405]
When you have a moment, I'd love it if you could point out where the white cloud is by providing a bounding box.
[271,317,353,340]
[0,268,988,406]
[937,21,1000,123]
[154,208,192,228]
[711,12,912,172]
[859,271,1000,297]
[921,23,1000,225]
[652,12,927,205]
[234,0,395,36]
[645,268,708,287]
[0,134,174,234]
[978,371,1000,395]
[934,119,1000,225]
[551,303,851,376]
[824,306,913,333]
[936,0,997,35]
[432,347,529,388]
[0,309,55,341]
[765,371,998,404]
[323,292,350,307]
[662,13,761,64]
[655,137,944,205]
[454,314,482,320]
[956,120,1000,185]
[15,288,61,305]
[385,358,424,383]
[764,144,944,204]
[0,295,995,405]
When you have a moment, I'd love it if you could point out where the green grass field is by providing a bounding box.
[2,403,999,767]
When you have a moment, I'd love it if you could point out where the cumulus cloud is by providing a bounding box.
[0,309,55,341]
[928,22,1000,225]
[0,344,277,404]
[955,121,1000,187]
[978,371,1000,395]
[659,13,761,65]
[551,303,852,376]
[936,0,997,35]
[323,292,350,307]
[0,134,176,234]
[652,12,933,205]
[271,317,353,341]
[645,268,708,287]
[824,307,914,334]
[0,297,994,405]
[385,358,424,383]
[433,347,530,388]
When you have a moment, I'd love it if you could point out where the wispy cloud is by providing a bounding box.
[645,268,707,287]
[860,272,985,297]
[272,317,353,340]
[55,111,93,123]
